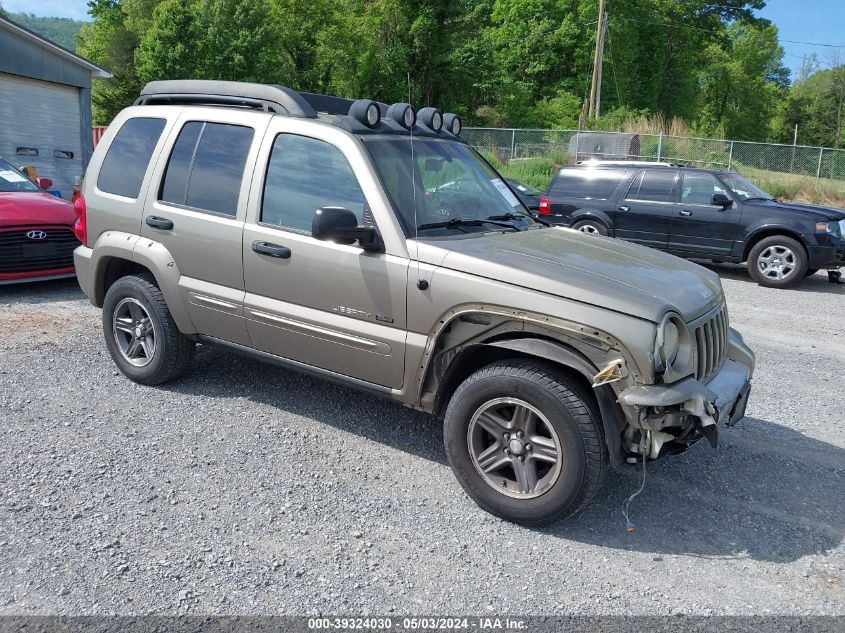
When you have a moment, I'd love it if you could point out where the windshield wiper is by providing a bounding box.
[489,211,551,227]
[743,196,773,202]
[417,218,520,231]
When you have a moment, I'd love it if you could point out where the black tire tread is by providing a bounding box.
[445,359,607,526]
[104,274,194,385]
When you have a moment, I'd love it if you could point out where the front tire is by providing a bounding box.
[572,219,609,236]
[747,235,808,288]
[444,360,607,525]
[102,274,195,385]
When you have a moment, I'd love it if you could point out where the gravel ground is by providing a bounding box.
[0,266,843,616]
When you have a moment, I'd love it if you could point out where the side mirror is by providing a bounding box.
[36,177,53,190]
[312,207,382,252]
[712,192,732,208]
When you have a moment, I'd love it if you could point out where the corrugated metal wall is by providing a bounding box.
[0,72,83,198]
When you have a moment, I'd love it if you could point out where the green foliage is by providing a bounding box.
[73,0,790,142]
[6,12,86,51]
[481,152,558,190]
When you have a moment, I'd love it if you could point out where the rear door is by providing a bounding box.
[669,172,741,256]
[141,109,270,345]
[545,167,625,224]
[613,169,679,249]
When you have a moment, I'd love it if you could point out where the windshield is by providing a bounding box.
[719,173,773,201]
[507,179,541,195]
[0,158,39,193]
[363,137,535,235]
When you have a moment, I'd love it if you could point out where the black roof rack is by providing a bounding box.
[134,80,466,142]
[135,80,319,118]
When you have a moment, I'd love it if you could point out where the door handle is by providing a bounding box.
[145,215,173,230]
[679,210,692,217]
[251,240,292,259]
[618,205,629,212]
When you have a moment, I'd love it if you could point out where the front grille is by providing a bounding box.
[693,305,728,383]
[0,228,79,274]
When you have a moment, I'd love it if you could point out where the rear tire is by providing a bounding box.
[804,268,819,278]
[747,235,808,288]
[443,360,607,525]
[102,274,195,385]
[572,219,608,236]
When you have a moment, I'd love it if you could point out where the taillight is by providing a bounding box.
[538,197,551,215]
[72,195,87,247]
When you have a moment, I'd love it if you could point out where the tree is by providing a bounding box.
[694,21,788,140]
[77,0,157,124]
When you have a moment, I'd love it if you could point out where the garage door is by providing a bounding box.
[0,72,83,200]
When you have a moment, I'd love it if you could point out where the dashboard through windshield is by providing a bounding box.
[363,137,535,236]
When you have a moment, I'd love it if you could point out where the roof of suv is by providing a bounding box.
[135,80,467,142]
[563,162,738,176]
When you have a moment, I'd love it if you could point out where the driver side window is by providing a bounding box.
[261,134,366,233]
[681,173,726,206]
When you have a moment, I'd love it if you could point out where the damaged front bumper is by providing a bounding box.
[616,328,754,458]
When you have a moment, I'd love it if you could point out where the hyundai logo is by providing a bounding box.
[26,230,47,240]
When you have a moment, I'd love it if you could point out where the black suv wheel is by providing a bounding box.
[747,235,808,288]
[103,274,195,385]
[443,360,607,525]
[572,219,608,236]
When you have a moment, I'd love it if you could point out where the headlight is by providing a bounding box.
[655,313,693,380]
[816,221,843,238]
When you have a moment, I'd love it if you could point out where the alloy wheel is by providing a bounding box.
[467,398,563,499]
[757,245,797,280]
[112,297,157,367]
[578,224,600,235]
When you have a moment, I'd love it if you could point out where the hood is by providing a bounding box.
[747,199,845,221]
[418,227,723,323]
[0,191,75,228]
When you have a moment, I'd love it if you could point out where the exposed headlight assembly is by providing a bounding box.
[655,312,694,382]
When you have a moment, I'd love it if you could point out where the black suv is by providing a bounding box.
[538,162,845,288]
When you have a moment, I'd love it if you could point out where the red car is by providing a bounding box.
[0,157,79,284]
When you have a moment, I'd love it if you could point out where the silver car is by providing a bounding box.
[73,80,754,524]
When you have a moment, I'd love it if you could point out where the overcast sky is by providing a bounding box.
[5,0,845,77]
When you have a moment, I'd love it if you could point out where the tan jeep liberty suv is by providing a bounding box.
[73,80,755,524]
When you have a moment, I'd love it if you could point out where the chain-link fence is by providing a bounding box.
[464,127,845,182]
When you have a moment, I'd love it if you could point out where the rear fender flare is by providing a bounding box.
[569,209,613,232]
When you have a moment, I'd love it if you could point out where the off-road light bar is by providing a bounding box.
[387,102,416,129]
[349,99,381,128]
[444,113,462,135]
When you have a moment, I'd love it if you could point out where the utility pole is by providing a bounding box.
[588,0,607,120]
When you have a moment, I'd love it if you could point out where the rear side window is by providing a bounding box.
[261,134,366,233]
[550,168,625,200]
[97,117,166,198]
[626,170,677,202]
[160,122,254,216]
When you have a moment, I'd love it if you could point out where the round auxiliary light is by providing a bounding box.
[418,107,443,132]
[349,99,381,128]
[386,102,416,129]
[443,113,462,135]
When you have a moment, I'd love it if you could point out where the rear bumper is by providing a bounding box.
[73,245,94,301]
